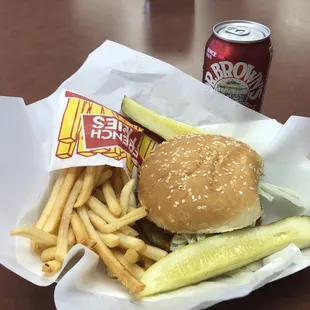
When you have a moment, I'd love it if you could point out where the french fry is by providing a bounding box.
[102,181,122,217]
[42,260,62,274]
[71,210,96,248]
[88,208,107,226]
[43,167,81,233]
[75,166,97,208]
[41,247,56,263]
[76,206,145,294]
[55,172,85,263]
[32,170,67,253]
[87,196,138,236]
[120,179,136,216]
[68,226,76,249]
[124,249,140,264]
[113,250,145,280]
[128,193,137,210]
[97,232,120,248]
[144,257,154,269]
[121,170,137,210]
[95,165,105,185]
[41,227,76,263]
[112,167,123,198]
[98,207,147,233]
[95,169,113,188]
[92,188,106,204]
[34,170,67,230]
[139,244,168,261]
[128,206,137,213]
[120,169,130,184]
[10,226,57,247]
[116,233,146,252]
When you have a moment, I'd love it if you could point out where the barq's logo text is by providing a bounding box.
[82,114,143,161]
[204,61,264,100]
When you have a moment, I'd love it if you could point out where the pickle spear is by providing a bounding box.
[140,216,310,297]
[121,97,205,140]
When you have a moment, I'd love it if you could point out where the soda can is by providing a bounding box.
[202,20,273,112]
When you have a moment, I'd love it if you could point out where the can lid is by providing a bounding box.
[213,20,271,43]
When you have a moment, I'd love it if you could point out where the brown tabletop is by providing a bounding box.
[1,0,310,309]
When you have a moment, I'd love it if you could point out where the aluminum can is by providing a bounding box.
[202,20,273,111]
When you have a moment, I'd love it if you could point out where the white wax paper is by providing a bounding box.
[1,41,310,310]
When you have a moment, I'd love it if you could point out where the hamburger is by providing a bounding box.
[138,133,263,248]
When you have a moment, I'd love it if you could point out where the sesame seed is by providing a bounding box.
[204,195,208,199]
[167,196,172,199]
[249,186,254,190]
[240,176,244,179]
[239,191,243,195]
[170,219,175,223]
[158,206,161,210]
[182,199,185,203]
[193,198,197,202]
[174,201,179,205]
[170,189,174,193]
[192,195,195,199]
[243,181,247,185]
[204,185,208,190]
[215,186,222,191]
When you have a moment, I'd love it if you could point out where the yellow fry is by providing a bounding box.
[42,260,62,274]
[112,167,123,198]
[41,227,76,263]
[92,188,106,204]
[95,169,113,188]
[102,181,122,217]
[116,233,146,252]
[98,207,147,233]
[95,165,105,185]
[98,232,120,248]
[55,172,85,263]
[128,206,137,213]
[139,244,168,261]
[120,179,136,216]
[71,210,96,248]
[75,166,97,208]
[129,193,137,210]
[43,167,81,233]
[68,226,76,249]
[41,247,56,263]
[113,250,145,280]
[76,206,145,294]
[87,196,138,236]
[124,248,140,264]
[10,226,57,246]
[35,169,67,230]
[120,169,130,184]
[88,208,107,226]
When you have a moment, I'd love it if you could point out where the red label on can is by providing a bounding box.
[202,35,272,112]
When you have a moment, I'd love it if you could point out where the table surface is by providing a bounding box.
[1,0,310,309]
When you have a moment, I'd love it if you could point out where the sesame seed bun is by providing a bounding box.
[138,134,263,234]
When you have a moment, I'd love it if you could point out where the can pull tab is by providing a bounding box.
[225,26,250,36]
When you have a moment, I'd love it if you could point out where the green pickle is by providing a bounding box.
[121,97,205,140]
[140,216,310,297]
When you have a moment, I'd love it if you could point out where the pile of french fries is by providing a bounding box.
[10,166,168,294]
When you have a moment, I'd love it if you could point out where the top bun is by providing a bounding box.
[138,134,263,234]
